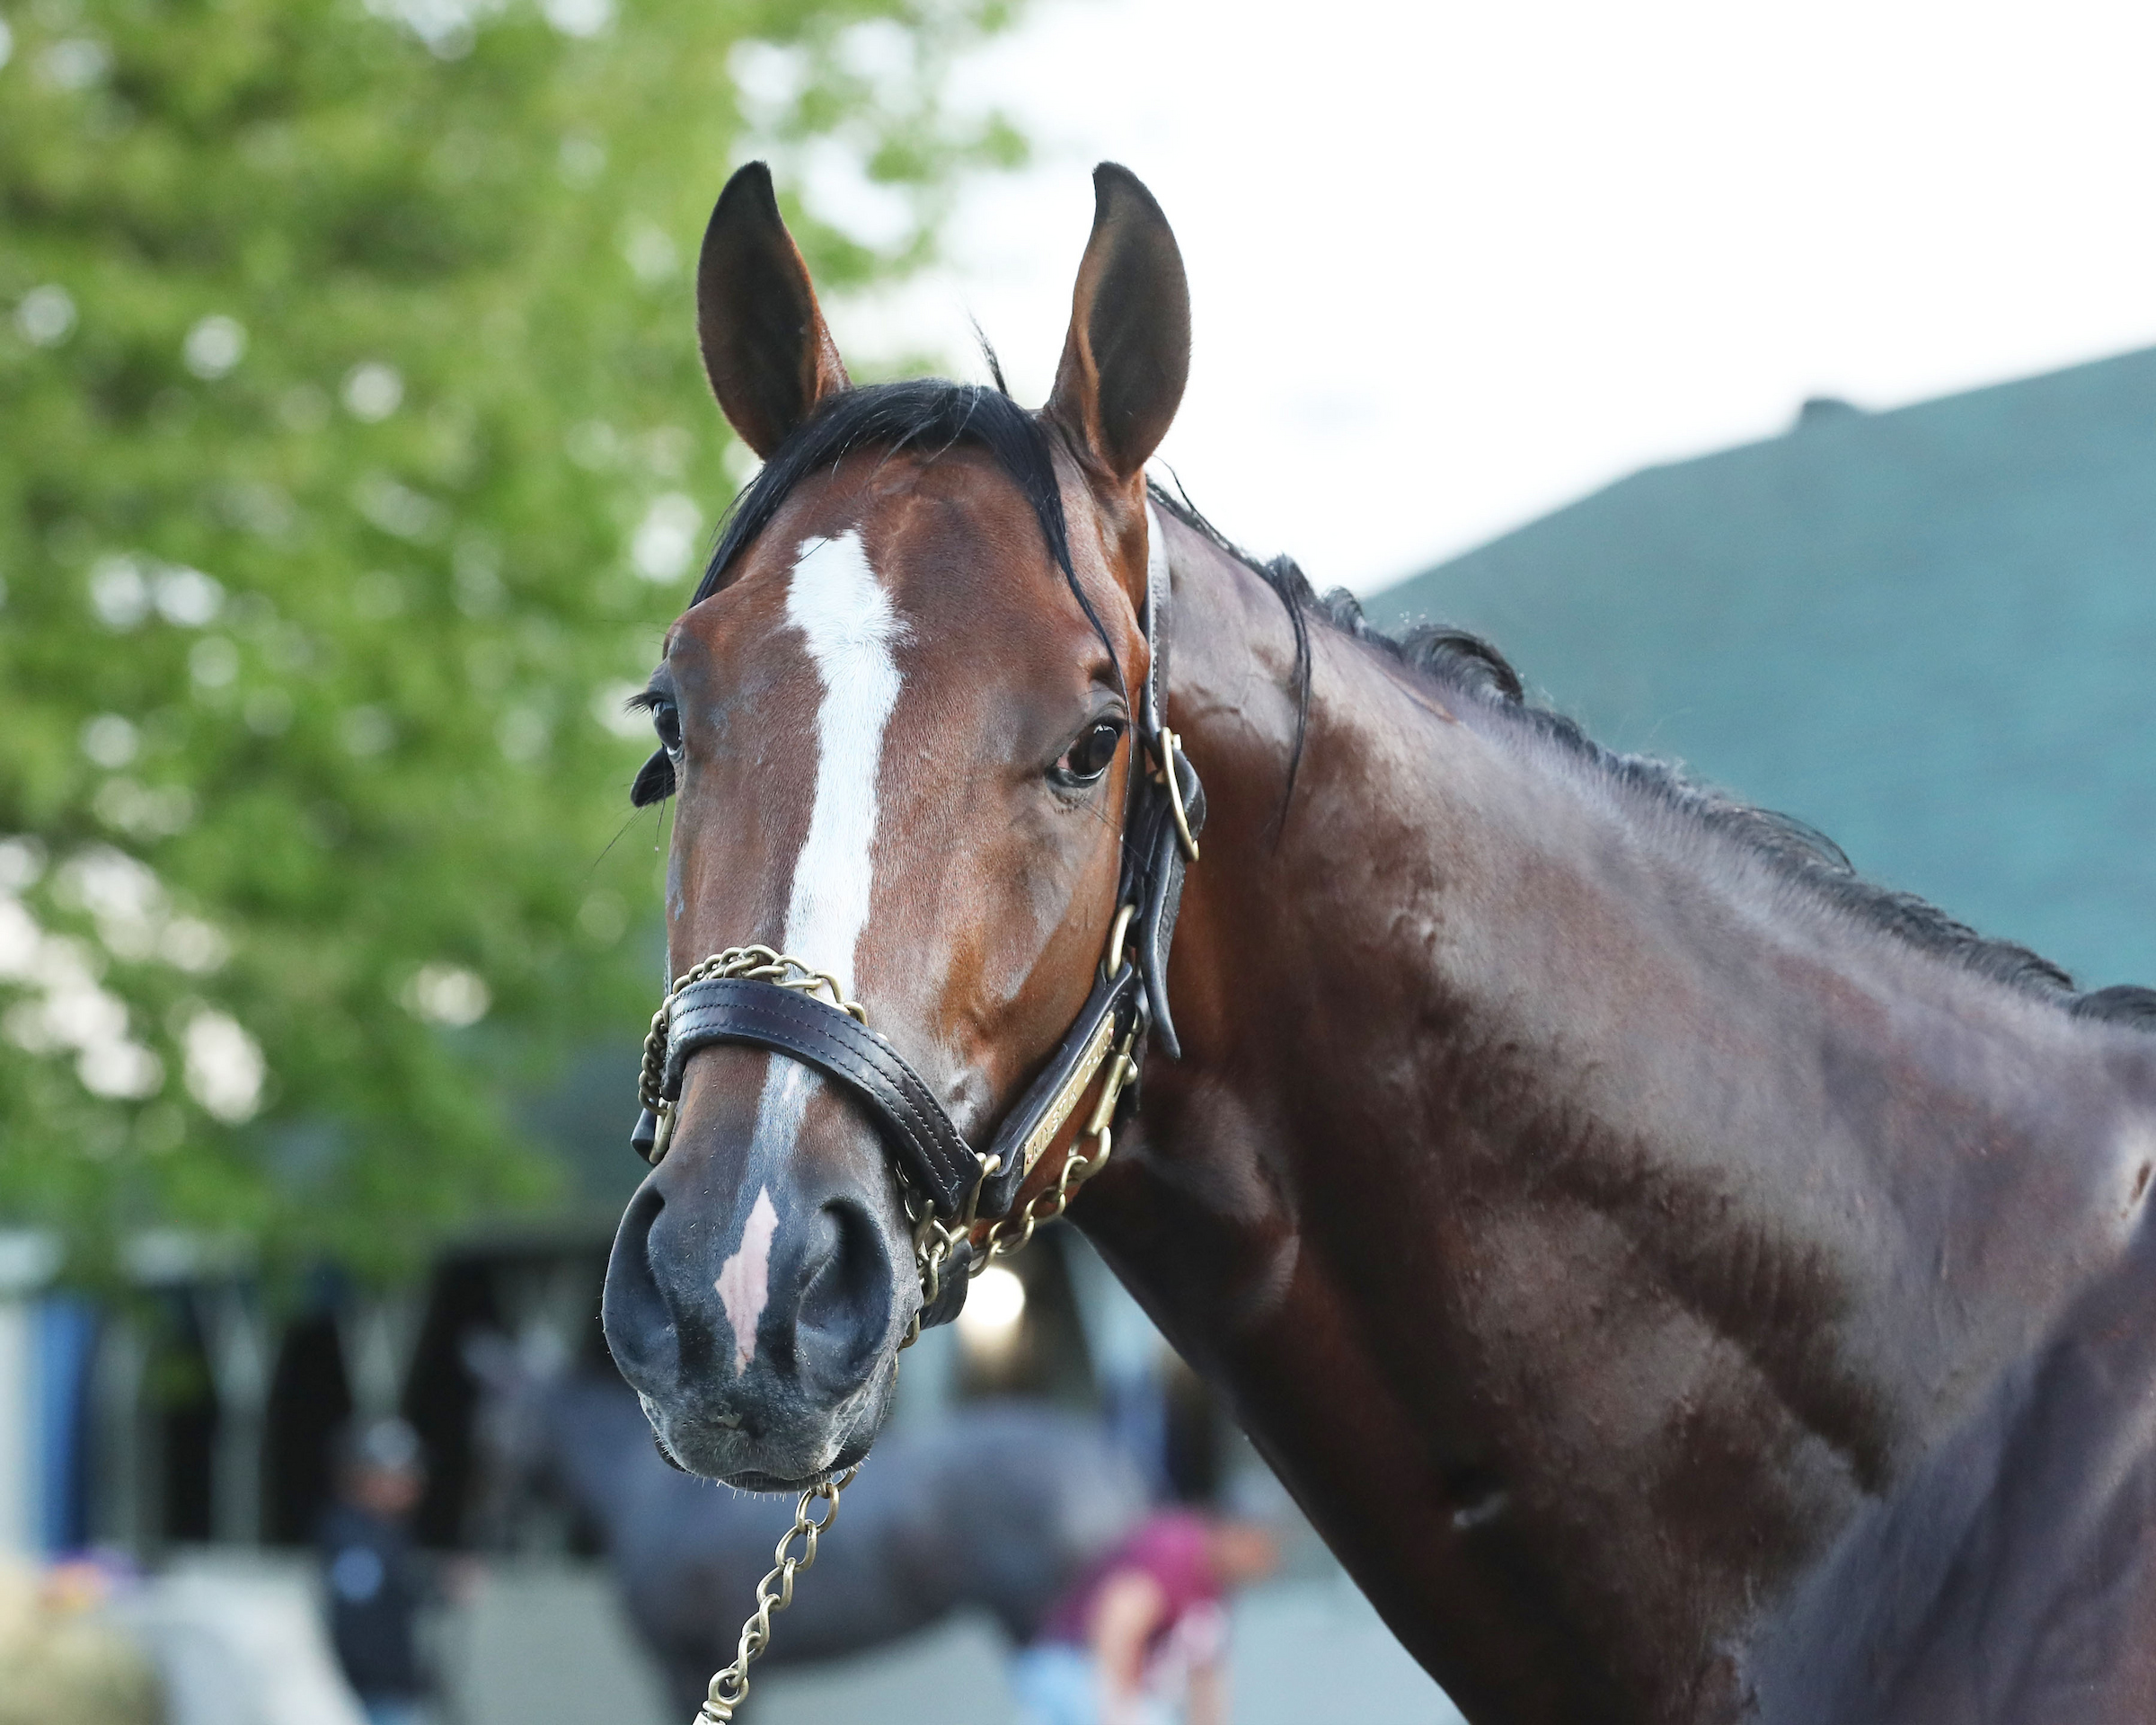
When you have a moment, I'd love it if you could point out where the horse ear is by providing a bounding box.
[1044,164,1190,483]
[695,161,851,458]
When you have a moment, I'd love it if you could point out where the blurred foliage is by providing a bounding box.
[0,0,1024,1280]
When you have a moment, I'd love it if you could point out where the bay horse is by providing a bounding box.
[600,159,2156,1722]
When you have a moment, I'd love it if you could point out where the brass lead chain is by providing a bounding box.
[696,1464,859,1723]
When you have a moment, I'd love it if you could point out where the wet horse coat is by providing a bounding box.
[602,161,2156,1721]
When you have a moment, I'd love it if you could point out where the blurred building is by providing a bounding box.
[1370,345,2156,992]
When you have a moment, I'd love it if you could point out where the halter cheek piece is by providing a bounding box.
[627,506,1204,1330]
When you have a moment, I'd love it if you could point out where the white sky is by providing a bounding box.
[825,0,2156,594]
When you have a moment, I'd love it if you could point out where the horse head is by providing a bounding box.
[600,162,1190,1488]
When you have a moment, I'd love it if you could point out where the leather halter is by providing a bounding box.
[628,504,1204,1252]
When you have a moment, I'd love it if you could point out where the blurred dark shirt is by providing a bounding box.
[319,1501,428,1700]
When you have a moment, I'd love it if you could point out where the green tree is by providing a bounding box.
[0,0,1023,1279]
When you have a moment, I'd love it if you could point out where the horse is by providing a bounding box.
[598,159,2156,1722]
[463,1333,1145,1716]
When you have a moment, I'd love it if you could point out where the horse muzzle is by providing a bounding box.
[601,1053,911,1486]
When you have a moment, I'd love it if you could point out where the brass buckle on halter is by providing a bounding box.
[1155,729,1200,863]
[1105,900,1138,978]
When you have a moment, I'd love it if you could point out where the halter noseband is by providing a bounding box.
[627,505,1205,1321]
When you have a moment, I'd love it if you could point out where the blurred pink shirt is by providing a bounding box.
[1038,1510,1221,1656]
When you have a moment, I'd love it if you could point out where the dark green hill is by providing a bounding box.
[1366,350,2156,990]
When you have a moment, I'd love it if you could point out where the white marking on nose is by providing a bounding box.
[715,1186,781,1375]
[778,529,908,996]
[737,532,908,1203]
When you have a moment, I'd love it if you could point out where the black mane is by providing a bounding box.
[1148,485,2156,1032]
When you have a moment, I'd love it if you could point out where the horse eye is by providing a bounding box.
[1055,719,1124,786]
[650,698,683,756]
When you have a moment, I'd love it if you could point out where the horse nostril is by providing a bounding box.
[602,1181,672,1386]
[793,1199,895,1390]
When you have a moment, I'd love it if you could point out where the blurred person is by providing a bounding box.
[1012,1509,1279,1725]
[320,1417,437,1725]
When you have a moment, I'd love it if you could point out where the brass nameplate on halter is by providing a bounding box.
[1018,1013,1118,1179]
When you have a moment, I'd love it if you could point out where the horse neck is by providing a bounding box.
[1100,515,2156,1720]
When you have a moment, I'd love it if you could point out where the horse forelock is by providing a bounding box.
[691,377,1124,695]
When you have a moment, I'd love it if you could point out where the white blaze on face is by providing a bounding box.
[735,531,909,1287]
[779,529,908,996]
[715,1186,781,1375]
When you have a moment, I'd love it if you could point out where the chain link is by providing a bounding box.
[694,1463,860,1722]
[640,948,864,1165]
[974,1031,1135,1269]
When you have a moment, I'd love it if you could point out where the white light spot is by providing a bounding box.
[182,314,246,379]
[729,41,807,128]
[593,679,653,739]
[29,973,122,1050]
[160,917,229,974]
[80,714,139,770]
[958,1266,1027,1353]
[715,1187,781,1375]
[183,1009,263,1120]
[342,361,403,422]
[557,135,605,186]
[539,0,613,38]
[91,779,195,839]
[800,137,915,253]
[15,284,76,347]
[576,890,625,945]
[631,492,702,581]
[402,963,490,1027]
[0,907,170,1103]
[361,0,498,58]
[353,473,444,541]
[622,222,677,284]
[55,845,165,960]
[0,900,42,978]
[0,838,46,895]
[155,565,224,626]
[84,1040,163,1100]
[40,37,109,90]
[88,555,150,628]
